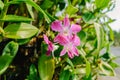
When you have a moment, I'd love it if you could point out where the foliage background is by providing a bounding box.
[0,0,119,80]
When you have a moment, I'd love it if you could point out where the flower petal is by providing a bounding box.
[54,34,69,45]
[48,42,53,51]
[73,35,80,46]
[68,50,74,58]
[46,49,51,56]
[43,34,49,44]
[51,20,63,32]
[60,47,67,56]
[64,15,70,27]
[71,24,81,33]
[72,46,79,56]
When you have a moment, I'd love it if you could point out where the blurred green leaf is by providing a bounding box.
[0,0,4,10]
[82,12,95,23]
[86,61,91,78]
[4,23,39,39]
[107,24,114,41]
[59,70,71,80]
[41,0,53,10]
[66,58,74,69]
[0,41,18,75]
[0,15,33,22]
[26,0,35,19]
[95,0,110,9]
[27,64,40,80]
[16,38,31,45]
[94,23,104,51]
[78,30,87,41]
[66,5,78,16]
[99,61,115,76]
[109,61,120,69]
[38,54,55,80]
[9,0,51,23]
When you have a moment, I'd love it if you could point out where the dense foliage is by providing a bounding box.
[0,0,119,80]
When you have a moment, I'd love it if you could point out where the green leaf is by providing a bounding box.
[66,5,78,16]
[4,23,39,39]
[107,24,114,41]
[0,55,12,75]
[99,61,115,76]
[0,41,19,75]
[41,0,53,10]
[94,23,104,51]
[2,41,19,56]
[16,38,31,45]
[66,58,74,69]
[26,0,35,19]
[8,0,51,23]
[0,15,33,22]
[86,61,91,78]
[27,64,40,80]
[82,12,95,23]
[77,30,87,41]
[95,0,110,9]
[59,70,71,80]
[109,61,120,69]
[38,54,55,80]
[0,0,4,10]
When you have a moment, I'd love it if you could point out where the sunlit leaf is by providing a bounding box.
[0,0,4,10]
[4,23,39,39]
[38,54,55,80]
[66,5,78,16]
[95,0,110,9]
[0,15,33,22]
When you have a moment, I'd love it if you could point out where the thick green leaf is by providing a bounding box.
[82,12,95,23]
[0,0,4,10]
[99,61,115,76]
[41,0,53,10]
[95,0,110,9]
[4,23,39,39]
[2,41,19,56]
[59,70,71,80]
[38,54,55,80]
[0,55,12,75]
[66,5,78,16]
[0,41,18,75]
[27,64,40,80]
[0,15,33,22]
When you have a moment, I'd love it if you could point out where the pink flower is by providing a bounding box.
[54,34,80,58]
[51,15,81,37]
[43,34,54,56]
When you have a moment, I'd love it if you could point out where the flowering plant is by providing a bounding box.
[0,0,118,80]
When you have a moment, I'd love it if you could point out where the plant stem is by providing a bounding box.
[0,0,9,28]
